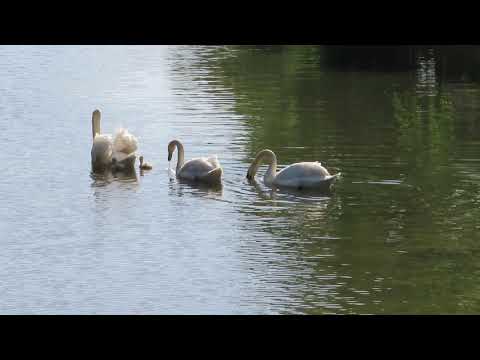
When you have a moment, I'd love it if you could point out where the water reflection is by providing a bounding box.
[416,49,438,97]
[90,167,138,186]
[247,178,336,201]
[168,178,224,199]
[234,176,345,314]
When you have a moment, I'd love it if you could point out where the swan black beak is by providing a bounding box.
[168,153,172,161]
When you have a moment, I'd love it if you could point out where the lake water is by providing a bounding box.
[1,45,480,314]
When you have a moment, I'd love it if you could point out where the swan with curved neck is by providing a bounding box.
[90,109,138,173]
[246,149,340,190]
[168,139,222,184]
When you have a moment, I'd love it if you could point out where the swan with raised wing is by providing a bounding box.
[90,109,138,173]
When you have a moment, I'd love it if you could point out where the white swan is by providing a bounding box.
[90,109,138,173]
[246,149,340,190]
[168,139,222,184]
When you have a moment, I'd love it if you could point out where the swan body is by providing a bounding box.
[90,109,138,173]
[246,149,340,190]
[168,140,222,184]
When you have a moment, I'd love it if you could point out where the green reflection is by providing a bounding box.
[199,45,480,313]
[393,89,455,171]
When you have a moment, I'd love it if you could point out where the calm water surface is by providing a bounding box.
[1,45,479,314]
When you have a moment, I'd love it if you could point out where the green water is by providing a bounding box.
[205,46,480,314]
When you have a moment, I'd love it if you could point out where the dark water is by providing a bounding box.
[1,45,479,314]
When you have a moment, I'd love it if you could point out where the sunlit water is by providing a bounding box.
[1,45,480,314]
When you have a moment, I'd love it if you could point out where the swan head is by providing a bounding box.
[247,149,276,179]
[92,109,102,140]
[168,140,181,161]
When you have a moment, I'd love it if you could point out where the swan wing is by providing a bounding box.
[200,167,223,183]
[274,162,335,188]
[178,158,219,180]
[113,128,138,155]
[206,154,220,168]
[277,162,330,178]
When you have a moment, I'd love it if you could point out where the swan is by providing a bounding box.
[167,139,222,184]
[246,149,340,190]
[139,156,153,170]
[90,109,138,173]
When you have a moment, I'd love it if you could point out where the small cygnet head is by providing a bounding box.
[139,156,144,165]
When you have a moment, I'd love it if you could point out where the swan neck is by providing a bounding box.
[174,141,185,175]
[264,157,277,185]
[248,150,277,183]
[92,111,101,140]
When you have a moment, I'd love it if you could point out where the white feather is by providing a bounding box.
[113,128,138,155]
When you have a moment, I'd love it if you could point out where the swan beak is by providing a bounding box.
[168,152,172,161]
